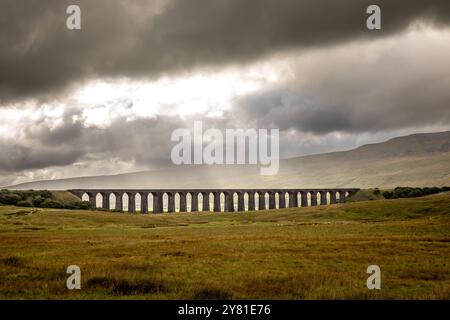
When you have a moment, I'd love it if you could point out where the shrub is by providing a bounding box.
[40,199,64,209]
[32,196,45,207]
[373,188,381,196]
[28,190,51,198]
[76,201,92,210]
[382,191,393,199]
[39,190,53,199]
[0,190,93,210]
[384,186,449,200]
[408,189,424,198]
[16,200,33,207]
[65,201,91,210]
[429,187,440,194]
[393,187,413,198]
[0,193,21,205]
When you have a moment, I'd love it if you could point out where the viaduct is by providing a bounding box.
[69,188,359,214]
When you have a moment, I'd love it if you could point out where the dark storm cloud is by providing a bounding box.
[232,36,450,135]
[1,0,450,101]
[0,141,83,172]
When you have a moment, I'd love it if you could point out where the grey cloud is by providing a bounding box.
[0,105,190,172]
[232,35,450,135]
[0,141,83,172]
[1,0,450,101]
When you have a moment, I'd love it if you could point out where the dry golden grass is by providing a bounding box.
[0,193,449,299]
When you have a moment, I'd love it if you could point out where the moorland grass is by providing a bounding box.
[0,193,449,299]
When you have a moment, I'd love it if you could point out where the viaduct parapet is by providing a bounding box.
[68,188,359,214]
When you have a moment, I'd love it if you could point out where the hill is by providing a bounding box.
[6,131,450,190]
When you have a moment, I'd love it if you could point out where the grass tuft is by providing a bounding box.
[2,256,24,267]
[192,287,233,300]
[86,277,167,296]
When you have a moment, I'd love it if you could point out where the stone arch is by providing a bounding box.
[109,193,116,210]
[198,193,204,211]
[255,192,260,210]
[264,191,270,210]
[306,191,312,206]
[166,192,175,213]
[95,193,103,208]
[232,192,239,211]
[317,191,327,205]
[218,192,224,212]
[327,191,336,204]
[162,192,169,212]
[327,191,332,204]
[243,192,249,211]
[299,191,306,207]
[186,192,192,212]
[173,193,179,212]
[122,193,129,211]
[81,192,89,202]
[135,193,142,212]
[147,192,154,213]
[208,192,214,212]
[274,192,280,209]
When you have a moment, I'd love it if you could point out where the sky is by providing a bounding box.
[1,0,450,186]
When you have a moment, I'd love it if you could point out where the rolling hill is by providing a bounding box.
[6,131,450,190]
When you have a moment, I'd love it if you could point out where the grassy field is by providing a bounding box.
[0,193,449,299]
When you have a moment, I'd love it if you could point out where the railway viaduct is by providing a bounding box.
[69,188,359,213]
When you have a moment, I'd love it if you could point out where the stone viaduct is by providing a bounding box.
[69,188,359,214]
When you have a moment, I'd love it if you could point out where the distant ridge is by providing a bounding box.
[6,131,450,190]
